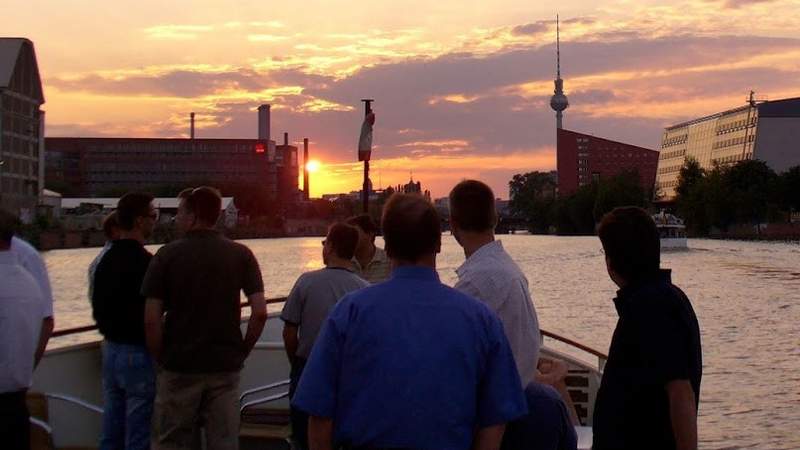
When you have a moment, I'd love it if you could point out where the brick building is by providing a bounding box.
[556,128,658,195]
[0,38,45,216]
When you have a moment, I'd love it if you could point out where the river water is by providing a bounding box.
[42,235,800,449]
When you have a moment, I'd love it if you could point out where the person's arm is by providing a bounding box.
[283,323,299,364]
[536,358,580,426]
[243,291,267,355]
[473,424,506,450]
[667,379,698,450]
[144,298,164,361]
[308,415,334,450]
[34,316,54,367]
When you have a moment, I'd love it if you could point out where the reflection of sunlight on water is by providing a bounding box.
[42,236,800,449]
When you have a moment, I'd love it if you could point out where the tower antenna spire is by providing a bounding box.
[550,14,569,129]
[557,14,561,79]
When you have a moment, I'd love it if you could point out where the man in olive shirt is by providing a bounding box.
[346,214,391,283]
[143,187,267,450]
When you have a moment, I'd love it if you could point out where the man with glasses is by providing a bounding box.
[91,192,158,450]
[281,223,368,450]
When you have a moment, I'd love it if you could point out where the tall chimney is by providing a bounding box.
[303,138,310,200]
[284,132,288,146]
[190,112,195,139]
[257,104,271,141]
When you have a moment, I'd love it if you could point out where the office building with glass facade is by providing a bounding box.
[656,97,800,200]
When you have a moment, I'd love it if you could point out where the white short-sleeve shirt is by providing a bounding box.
[11,236,54,317]
[455,240,541,385]
[0,251,45,392]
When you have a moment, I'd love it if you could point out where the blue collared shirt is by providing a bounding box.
[293,266,527,450]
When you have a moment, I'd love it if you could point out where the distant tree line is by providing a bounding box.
[508,170,652,235]
[674,158,800,235]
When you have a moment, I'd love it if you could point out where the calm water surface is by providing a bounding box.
[42,235,800,449]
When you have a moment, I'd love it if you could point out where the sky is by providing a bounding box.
[5,0,800,198]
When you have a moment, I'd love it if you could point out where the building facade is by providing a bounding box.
[0,38,45,216]
[46,107,301,206]
[556,128,659,195]
[656,96,800,200]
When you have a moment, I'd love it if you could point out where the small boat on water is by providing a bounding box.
[31,298,603,450]
[654,211,688,250]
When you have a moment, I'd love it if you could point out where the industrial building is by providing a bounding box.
[0,38,45,217]
[46,105,306,207]
[656,95,800,200]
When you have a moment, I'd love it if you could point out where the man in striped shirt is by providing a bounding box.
[449,180,542,386]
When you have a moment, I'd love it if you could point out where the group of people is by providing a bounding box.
[0,178,702,450]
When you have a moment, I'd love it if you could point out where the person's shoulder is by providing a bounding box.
[524,382,563,403]
[440,282,499,316]
[11,236,38,255]
[5,263,43,298]
[10,236,42,265]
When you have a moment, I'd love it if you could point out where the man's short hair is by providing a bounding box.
[117,192,154,231]
[102,211,120,239]
[598,206,660,282]
[381,194,441,263]
[183,186,222,225]
[178,187,193,200]
[0,208,20,244]
[346,214,379,235]
[449,180,498,232]
[326,222,360,260]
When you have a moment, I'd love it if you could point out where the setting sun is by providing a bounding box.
[305,160,321,173]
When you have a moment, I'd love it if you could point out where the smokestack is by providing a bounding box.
[303,138,310,200]
[257,104,271,141]
[190,112,195,139]
[284,132,288,146]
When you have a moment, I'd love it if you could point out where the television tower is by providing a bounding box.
[550,15,569,129]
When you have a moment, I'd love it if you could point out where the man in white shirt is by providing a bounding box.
[449,180,541,386]
[1,209,46,450]
[10,234,54,368]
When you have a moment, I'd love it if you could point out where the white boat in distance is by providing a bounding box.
[654,211,688,250]
[30,298,602,450]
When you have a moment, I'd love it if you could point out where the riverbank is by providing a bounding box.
[18,226,327,250]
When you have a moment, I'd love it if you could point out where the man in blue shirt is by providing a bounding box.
[293,193,527,450]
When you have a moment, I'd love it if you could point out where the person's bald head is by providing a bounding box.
[381,194,441,264]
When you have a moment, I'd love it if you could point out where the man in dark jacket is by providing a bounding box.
[92,192,158,450]
[593,207,702,450]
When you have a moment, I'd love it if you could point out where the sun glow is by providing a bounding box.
[305,160,321,173]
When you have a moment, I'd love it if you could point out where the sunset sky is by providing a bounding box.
[6,0,800,198]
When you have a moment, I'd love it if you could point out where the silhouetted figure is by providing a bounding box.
[143,187,266,450]
[593,207,702,450]
[92,193,158,450]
